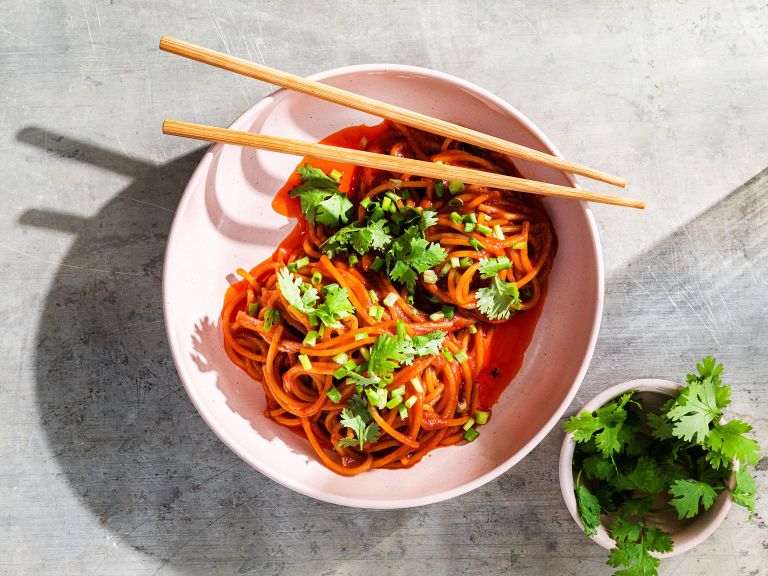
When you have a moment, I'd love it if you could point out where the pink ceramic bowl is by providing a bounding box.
[559,379,735,556]
[164,64,604,508]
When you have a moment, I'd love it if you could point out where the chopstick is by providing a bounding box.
[159,36,627,189]
[162,120,645,209]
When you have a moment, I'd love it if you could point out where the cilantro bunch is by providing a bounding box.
[565,357,760,576]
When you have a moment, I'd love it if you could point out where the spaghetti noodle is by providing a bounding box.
[221,121,556,475]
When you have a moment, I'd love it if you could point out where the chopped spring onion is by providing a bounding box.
[477,224,493,236]
[360,347,370,361]
[391,385,406,397]
[329,168,343,182]
[360,197,372,209]
[442,305,455,320]
[429,311,445,321]
[440,263,452,276]
[333,367,347,380]
[459,257,473,268]
[288,256,310,272]
[348,254,359,266]
[332,352,349,365]
[450,257,460,268]
[369,206,385,222]
[449,181,465,194]
[410,377,423,394]
[311,271,322,285]
[463,417,476,431]
[513,241,528,250]
[303,330,318,346]
[423,269,438,284]
[493,224,505,240]
[368,289,379,303]
[318,324,325,337]
[457,399,467,412]
[326,386,342,404]
[343,359,357,371]
[264,308,280,330]
[467,324,478,334]
[450,211,463,225]
[464,213,477,223]
[475,410,490,425]
[386,395,403,409]
[454,350,468,364]
[441,348,454,362]
[366,387,387,410]
[464,222,476,233]
[448,197,464,207]
[398,403,408,420]
[383,292,399,307]
[247,302,260,316]
[434,180,445,197]
[389,178,403,189]
[355,332,368,341]
[381,196,392,211]
[469,237,486,251]
[404,395,418,408]
[370,257,384,272]
[308,312,318,327]
[368,305,384,321]
[298,354,312,370]
[464,427,480,442]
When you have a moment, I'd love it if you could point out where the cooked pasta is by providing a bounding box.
[221,120,556,475]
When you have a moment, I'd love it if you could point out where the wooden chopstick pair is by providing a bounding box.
[159,36,643,210]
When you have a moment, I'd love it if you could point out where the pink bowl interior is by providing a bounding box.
[164,64,604,508]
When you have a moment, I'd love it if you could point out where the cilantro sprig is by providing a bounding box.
[289,164,353,227]
[334,322,445,449]
[476,275,521,320]
[565,357,761,576]
[276,269,354,330]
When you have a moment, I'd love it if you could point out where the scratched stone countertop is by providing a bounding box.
[1,1,767,574]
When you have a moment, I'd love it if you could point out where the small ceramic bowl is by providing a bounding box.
[559,379,735,557]
[165,64,604,508]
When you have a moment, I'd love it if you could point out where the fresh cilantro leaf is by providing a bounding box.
[314,284,354,329]
[317,193,354,228]
[322,219,392,257]
[410,331,447,358]
[582,454,617,481]
[337,393,380,450]
[646,411,674,440]
[476,276,521,321]
[575,482,602,536]
[607,521,672,576]
[276,268,318,314]
[389,261,419,292]
[705,419,760,467]
[565,411,605,443]
[610,517,642,544]
[290,164,352,227]
[669,478,718,519]
[665,377,721,443]
[619,497,653,518]
[386,225,447,290]
[614,457,666,495]
[731,468,757,518]
[367,332,415,379]
[297,163,336,183]
[420,209,439,231]
[478,257,512,279]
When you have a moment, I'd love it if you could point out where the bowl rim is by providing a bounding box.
[163,63,606,508]
[558,378,735,557]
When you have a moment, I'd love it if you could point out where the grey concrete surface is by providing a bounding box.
[1,1,767,574]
